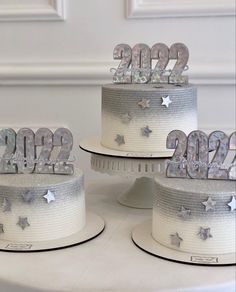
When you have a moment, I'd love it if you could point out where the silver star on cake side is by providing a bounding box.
[43,190,56,204]
[141,126,152,137]
[198,227,213,240]
[202,196,216,212]
[17,217,30,230]
[137,98,150,109]
[170,232,183,248]
[121,113,132,124]
[227,196,236,211]
[22,190,35,203]
[115,134,125,146]
[161,96,172,108]
[2,197,11,212]
[178,206,191,220]
[0,224,4,234]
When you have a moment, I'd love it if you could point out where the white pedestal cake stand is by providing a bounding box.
[80,137,169,209]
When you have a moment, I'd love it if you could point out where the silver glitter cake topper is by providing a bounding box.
[17,217,30,230]
[0,224,4,234]
[198,227,213,240]
[112,42,189,84]
[43,190,56,204]
[166,130,236,181]
[2,198,11,212]
[170,232,183,248]
[0,127,74,175]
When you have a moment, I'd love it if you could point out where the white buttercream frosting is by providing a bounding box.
[153,175,236,255]
[0,169,85,242]
[101,84,197,153]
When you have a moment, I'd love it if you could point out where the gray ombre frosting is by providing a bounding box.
[153,174,236,254]
[101,83,197,153]
[0,169,85,242]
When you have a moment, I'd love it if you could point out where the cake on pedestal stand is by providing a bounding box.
[80,137,169,209]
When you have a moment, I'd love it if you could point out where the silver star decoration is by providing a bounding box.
[170,232,183,248]
[43,190,56,204]
[141,126,152,137]
[198,227,213,240]
[0,224,4,234]
[2,197,11,212]
[22,190,35,203]
[202,196,216,212]
[17,217,30,230]
[137,98,150,109]
[115,134,125,146]
[121,112,132,124]
[178,206,191,220]
[161,96,172,108]
[227,196,236,211]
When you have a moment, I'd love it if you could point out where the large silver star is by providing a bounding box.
[43,190,56,204]
[198,227,213,240]
[17,217,30,230]
[228,196,236,211]
[22,190,35,203]
[137,98,150,109]
[0,224,4,234]
[141,126,152,137]
[2,197,11,212]
[161,96,172,108]
[121,112,132,124]
[178,206,191,220]
[115,134,125,146]
[170,232,183,248]
[202,196,216,212]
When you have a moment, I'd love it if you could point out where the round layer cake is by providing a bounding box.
[101,83,197,153]
[153,175,236,255]
[0,169,85,242]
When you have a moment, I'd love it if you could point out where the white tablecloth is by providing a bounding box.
[0,177,235,292]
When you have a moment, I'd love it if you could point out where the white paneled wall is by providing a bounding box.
[0,0,235,178]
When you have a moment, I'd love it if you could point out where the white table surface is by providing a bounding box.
[0,177,235,292]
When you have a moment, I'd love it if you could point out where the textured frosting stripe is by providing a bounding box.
[154,186,235,219]
[101,84,197,152]
[0,170,85,242]
[152,175,236,254]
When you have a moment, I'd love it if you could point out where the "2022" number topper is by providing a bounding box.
[166,130,236,181]
[112,43,189,84]
[0,127,74,175]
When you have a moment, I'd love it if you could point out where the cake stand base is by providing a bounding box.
[90,153,167,209]
[118,177,157,209]
[132,220,236,266]
[0,212,105,252]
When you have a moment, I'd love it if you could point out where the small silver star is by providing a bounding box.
[170,232,183,248]
[227,196,236,211]
[0,224,4,234]
[138,98,150,109]
[178,206,191,220]
[22,190,35,203]
[161,96,172,108]
[202,196,216,212]
[198,227,213,240]
[121,113,132,124]
[141,126,152,137]
[2,197,11,212]
[17,217,30,230]
[115,134,125,146]
[43,190,56,204]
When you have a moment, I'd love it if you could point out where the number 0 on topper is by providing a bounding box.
[0,127,74,175]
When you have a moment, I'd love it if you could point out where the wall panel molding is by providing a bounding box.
[127,0,235,19]
[0,0,65,21]
[0,61,234,86]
